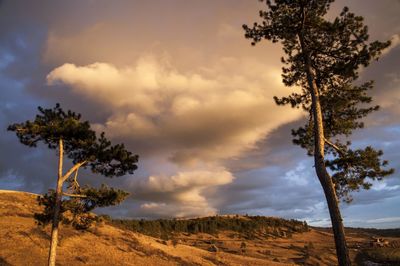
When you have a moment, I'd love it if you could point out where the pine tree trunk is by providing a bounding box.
[305,58,351,265]
[48,138,63,266]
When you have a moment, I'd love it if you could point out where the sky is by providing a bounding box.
[0,0,399,228]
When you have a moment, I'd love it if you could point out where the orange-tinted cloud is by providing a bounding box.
[47,56,302,164]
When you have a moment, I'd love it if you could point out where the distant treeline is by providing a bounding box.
[349,227,400,238]
[106,215,309,239]
[314,227,400,238]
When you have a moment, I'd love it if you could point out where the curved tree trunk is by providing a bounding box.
[304,55,351,265]
[48,138,64,266]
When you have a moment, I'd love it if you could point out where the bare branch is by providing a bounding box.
[61,161,87,183]
[324,138,346,156]
[62,193,87,198]
[72,168,80,188]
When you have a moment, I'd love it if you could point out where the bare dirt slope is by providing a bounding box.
[0,190,398,265]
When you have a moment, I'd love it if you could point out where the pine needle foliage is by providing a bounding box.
[243,1,394,264]
[243,0,393,202]
[8,104,138,229]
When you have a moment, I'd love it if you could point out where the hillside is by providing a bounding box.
[0,190,399,265]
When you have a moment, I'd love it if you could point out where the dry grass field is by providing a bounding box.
[0,190,399,265]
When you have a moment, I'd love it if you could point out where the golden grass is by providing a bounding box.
[0,190,398,265]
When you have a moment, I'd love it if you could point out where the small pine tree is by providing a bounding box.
[8,104,138,266]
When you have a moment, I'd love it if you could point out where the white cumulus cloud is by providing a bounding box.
[47,55,302,217]
[47,56,301,164]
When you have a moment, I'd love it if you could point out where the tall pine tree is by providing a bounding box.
[8,104,139,266]
[243,1,393,265]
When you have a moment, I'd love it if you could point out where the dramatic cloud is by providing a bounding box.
[0,0,399,226]
[46,56,301,164]
[45,55,303,216]
[131,168,234,217]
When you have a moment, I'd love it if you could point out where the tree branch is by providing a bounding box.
[15,127,28,132]
[62,193,87,198]
[61,161,87,183]
[324,138,346,156]
[72,168,80,188]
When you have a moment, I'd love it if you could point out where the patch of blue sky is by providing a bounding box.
[383,124,400,135]
[0,73,43,125]
[0,171,25,191]
[342,194,400,228]
[0,50,15,70]
[15,35,28,50]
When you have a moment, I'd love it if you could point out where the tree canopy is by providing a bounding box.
[8,104,138,177]
[243,0,393,202]
[8,104,139,229]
